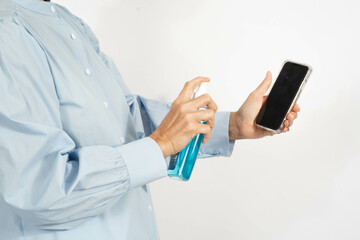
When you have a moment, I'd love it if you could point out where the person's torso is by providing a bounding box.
[0,1,159,239]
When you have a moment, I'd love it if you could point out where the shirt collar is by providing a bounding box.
[11,0,58,17]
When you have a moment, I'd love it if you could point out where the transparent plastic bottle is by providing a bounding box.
[167,83,208,181]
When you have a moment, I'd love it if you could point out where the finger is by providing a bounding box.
[282,127,289,133]
[206,117,215,130]
[196,122,211,133]
[253,71,272,96]
[286,112,297,121]
[190,93,218,112]
[192,109,215,127]
[203,131,212,143]
[178,77,210,100]
[292,104,300,112]
[284,120,290,128]
[200,122,213,143]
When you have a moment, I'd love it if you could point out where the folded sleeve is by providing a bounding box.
[0,19,166,231]
[115,137,166,189]
[198,112,235,158]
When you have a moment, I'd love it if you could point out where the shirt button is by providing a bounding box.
[50,6,55,12]
[85,68,92,75]
[103,102,109,108]
[70,33,77,40]
[149,205,152,211]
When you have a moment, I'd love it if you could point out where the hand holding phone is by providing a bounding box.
[256,60,312,133]
[229,60,311,140]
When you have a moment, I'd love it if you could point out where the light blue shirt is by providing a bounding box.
[0,0,234,239]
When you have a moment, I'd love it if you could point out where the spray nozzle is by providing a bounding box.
[192,82,208,99]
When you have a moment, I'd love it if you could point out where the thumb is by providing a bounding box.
[254,71,272,96]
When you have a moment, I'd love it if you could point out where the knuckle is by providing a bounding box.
[204,93,214,103]
[194,76,209,83]
[187,123,196,132]
[172,99,179,107]
[249,91,256,97]
[184,81,191,88]
[205,125,211,132]
[173,105,180,114]
[186,119,194,126]
[184,113,192,122]
[184,124,191,133]
[208,109,215,118]
[203,93,211,101]
[178,104,186,113]
[250,91,260,99]
[201,125,209,132]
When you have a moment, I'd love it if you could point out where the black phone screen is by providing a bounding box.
[256,62,309,131]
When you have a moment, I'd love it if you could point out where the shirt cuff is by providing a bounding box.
[115,137,168,189]
[198,111,235,158]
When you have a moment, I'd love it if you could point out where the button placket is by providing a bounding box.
[57,19,90,80]
[58,15,114,113]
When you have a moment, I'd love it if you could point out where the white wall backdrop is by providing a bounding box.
[54,0,360,239]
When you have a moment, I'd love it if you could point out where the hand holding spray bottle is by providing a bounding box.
[167,83,208,181]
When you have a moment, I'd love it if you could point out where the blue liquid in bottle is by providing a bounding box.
[168,121,206,181]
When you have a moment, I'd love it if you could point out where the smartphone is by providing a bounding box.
[255,60,312,133]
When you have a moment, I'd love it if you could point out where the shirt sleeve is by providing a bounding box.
[74,17,235,161]
[0,18,166,231]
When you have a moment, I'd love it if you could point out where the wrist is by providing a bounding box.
[149,133,173,158]
[229,112,239,141]
[229,111,250,140]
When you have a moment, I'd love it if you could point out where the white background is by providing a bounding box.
[54,0,360,239]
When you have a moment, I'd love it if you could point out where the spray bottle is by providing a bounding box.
[167,83,208,181]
